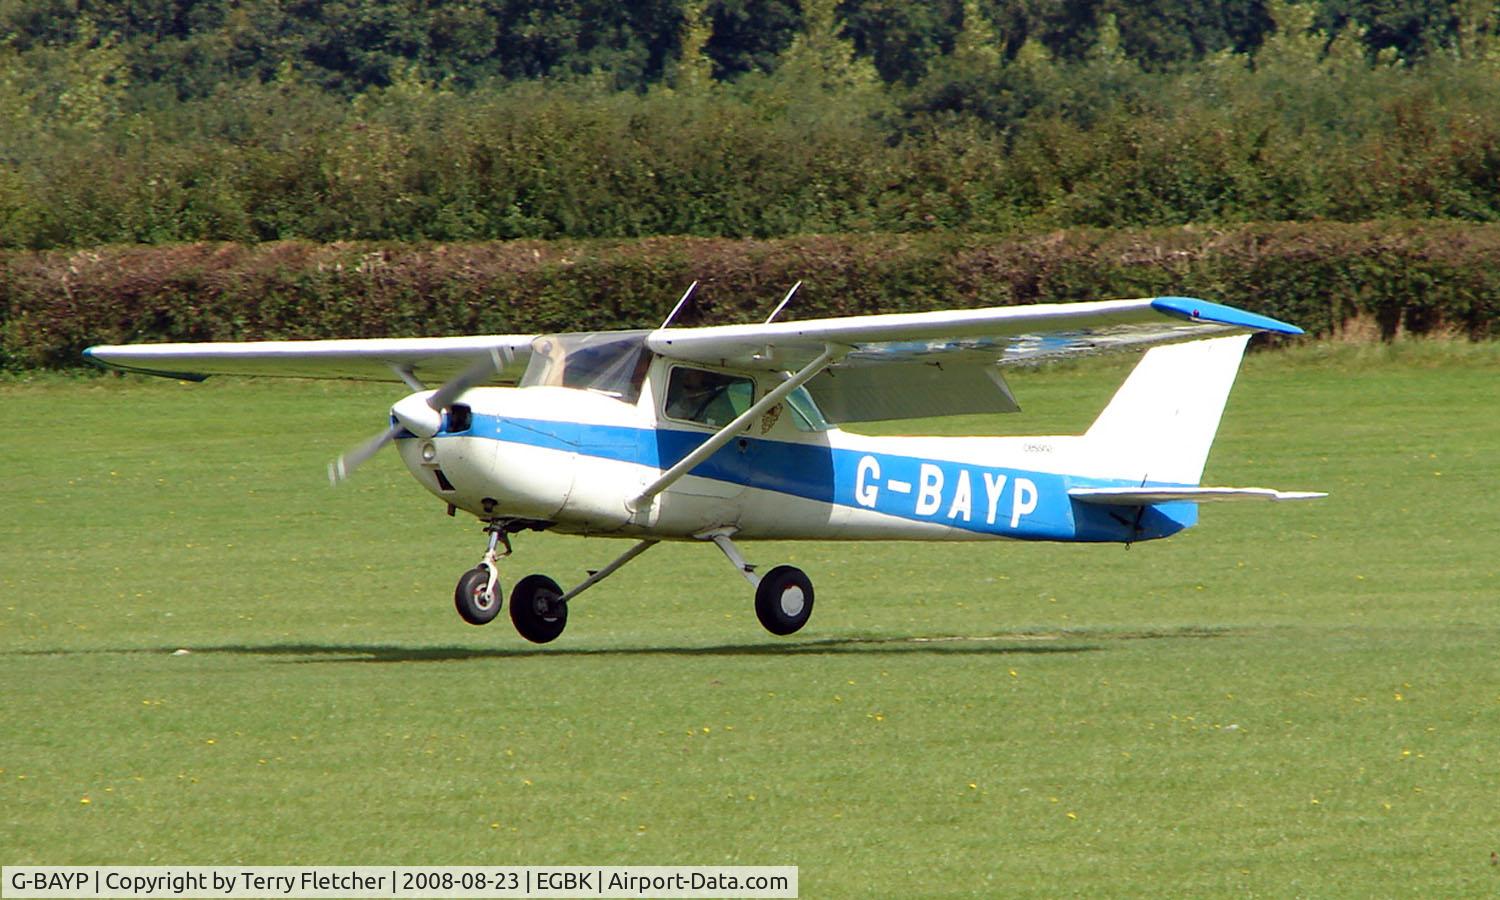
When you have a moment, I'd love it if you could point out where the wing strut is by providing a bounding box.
[388,364,426,392]
[631,343,847,509]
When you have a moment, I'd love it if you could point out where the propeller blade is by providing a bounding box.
[328,346,508,486]
[427,348,506,412]
[328,421,403,486]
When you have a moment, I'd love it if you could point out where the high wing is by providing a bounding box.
[647,296,1299,369]
[83,335,535,386]
[83,296,1300,423]
[647,296,1301,422]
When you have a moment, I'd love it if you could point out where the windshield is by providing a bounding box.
[521,331,651,404]
[785,385,831,432]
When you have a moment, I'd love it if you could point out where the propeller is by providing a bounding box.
[328,348,508,486]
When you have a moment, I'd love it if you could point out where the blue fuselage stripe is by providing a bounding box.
[448,415,1196,541]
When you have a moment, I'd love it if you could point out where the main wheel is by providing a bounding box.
[454,567,502,625]
[754,565,814,636]
[510,574,567,644]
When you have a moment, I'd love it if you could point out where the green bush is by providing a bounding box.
[7,31,1500,250]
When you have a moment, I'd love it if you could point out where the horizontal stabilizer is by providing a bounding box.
[1069,486,1327,505]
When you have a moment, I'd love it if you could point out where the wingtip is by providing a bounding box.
[1151,297,1305,335]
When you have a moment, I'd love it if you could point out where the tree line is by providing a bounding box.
[2,1,1498,249]
[5,0,1495,94]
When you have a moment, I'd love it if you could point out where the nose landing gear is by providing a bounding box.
[453,522,510,626]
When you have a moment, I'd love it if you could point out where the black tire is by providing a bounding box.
[510,574,567,644]
[754,565,814,636]
[454,567,502,625]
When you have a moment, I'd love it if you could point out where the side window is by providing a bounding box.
[664,367,755,428]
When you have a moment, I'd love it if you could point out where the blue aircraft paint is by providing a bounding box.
[437,414,1197,543]
[1150,298,1304,335]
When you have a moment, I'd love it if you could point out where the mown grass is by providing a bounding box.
[3,341,1499,896]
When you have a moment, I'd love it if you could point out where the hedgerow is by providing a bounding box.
[4,223,1496,372]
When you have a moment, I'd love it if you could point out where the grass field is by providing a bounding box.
[4,342,1499,896]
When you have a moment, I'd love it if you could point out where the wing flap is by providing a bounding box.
[805,361,1020,423]
[1069,486,1327,504]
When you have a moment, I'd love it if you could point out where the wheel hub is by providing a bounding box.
[532,591,562,619]
[779,586,806,618]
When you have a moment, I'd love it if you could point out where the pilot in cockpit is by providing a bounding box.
[665,367,745,427]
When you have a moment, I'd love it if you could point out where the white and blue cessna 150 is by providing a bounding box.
[86,292,1323,644]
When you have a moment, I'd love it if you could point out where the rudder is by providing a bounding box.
[1082,334,1251,486]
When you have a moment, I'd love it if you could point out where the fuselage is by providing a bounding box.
[393,357,1196,544]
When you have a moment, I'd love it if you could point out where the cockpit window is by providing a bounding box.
[664,367,755,428]
[521,331,651,404]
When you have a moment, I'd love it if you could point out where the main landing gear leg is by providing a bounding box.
[454,522,511,626]
[699,529,815,637]
[509,539,661,644]
[555,539,661,605]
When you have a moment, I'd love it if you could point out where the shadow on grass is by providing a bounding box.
[7,627,1233,664]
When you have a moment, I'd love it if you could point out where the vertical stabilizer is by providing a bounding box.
[1083,334,1251,485]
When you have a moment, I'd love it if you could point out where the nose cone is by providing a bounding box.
[391,392,442,438]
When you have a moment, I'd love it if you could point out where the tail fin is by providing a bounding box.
[1082,334,1250,485]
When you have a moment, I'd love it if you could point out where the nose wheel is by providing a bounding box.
[454,566,502,625]
[454,521,510,626]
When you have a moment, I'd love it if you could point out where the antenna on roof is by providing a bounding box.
[659,281,699,329]
[764,281,803,324]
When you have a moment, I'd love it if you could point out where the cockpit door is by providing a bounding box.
[645,362,754,504]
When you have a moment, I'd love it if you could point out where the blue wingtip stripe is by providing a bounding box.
[1151,297,1304,335]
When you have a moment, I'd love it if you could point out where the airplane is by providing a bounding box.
[84,292,1324,644]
